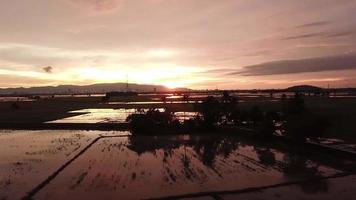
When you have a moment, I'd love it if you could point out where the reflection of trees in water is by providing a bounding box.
[181,146,191,170]
[254,147,276,166]
[127,135,240,170]
[282,153,329,194]
[127,135,329,193]
[193,138,239,168]
[298,178,329,194]
[127,135,181,156]
[254,146,329,194]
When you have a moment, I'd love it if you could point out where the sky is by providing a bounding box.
[0,0,356,89]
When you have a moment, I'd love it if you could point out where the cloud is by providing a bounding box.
[295,21,332,28]
[1,0,356,88]
[242,49,274,57]
[43,66,53,73]
[324,30,356,38]
[282,30,356,40]
[69,0,120,12]
[282,33,324,40]
[0,74,52,88]
[229,53,356,76]
[199,68,235,74]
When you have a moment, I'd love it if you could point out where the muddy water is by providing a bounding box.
[0,130,129,200]
[35,135,341,200]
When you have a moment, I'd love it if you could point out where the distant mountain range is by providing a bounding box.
[0,83,189,95]
[0,83,355,95]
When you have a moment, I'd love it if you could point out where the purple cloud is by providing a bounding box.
[229,53,356,76]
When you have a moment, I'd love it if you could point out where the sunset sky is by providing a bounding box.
[1,0,356,89]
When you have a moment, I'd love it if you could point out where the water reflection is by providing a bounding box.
[255,147,276,166]
[34,134,346,200]
[105,101,202,105]
[47,109,198,124]
[47,109,137,123]
[127,135,335,190]
[298,178,329,194]
[282,152,330,194]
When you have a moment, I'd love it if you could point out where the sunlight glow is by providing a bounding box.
[161,82,183,89]
[61,65,201,88]
[145,49,178,58]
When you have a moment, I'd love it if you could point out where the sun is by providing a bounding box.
[163,82,182,89]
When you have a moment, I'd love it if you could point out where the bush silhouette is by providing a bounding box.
[284,112,331,141]
[126,109,180,135]
[196,96,222,127]
[255,111,278,139]
[11,102,20,110]
[249,105,263,126]
[286,92,305,114]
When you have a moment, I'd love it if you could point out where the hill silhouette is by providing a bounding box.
[286,85,322,92]
[0,83,189,95]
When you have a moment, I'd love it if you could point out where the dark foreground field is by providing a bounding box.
[1,130,356,200]
[0,94,355,141]
[1,94,356,200]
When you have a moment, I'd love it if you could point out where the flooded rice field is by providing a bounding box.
[220,175,356,200]
[105,101,203,105]
[1,130,355,200]
[46,109,198,124]
[35,135,343,200]
[47,109,137,124]
[308,138,356,154]
[0,130,129,200]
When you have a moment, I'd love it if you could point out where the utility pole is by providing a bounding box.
[126,74,129,92]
